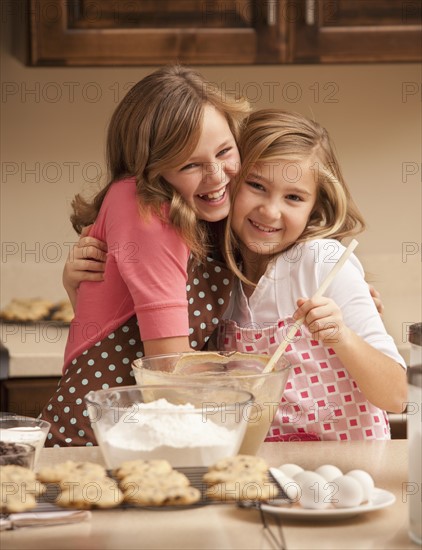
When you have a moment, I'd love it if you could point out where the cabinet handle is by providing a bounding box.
[305,0,316,25]
[267,0,277,26]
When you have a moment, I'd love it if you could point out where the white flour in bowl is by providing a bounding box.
[100,398,241,468]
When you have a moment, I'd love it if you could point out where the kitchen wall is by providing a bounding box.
[1,12,421,360]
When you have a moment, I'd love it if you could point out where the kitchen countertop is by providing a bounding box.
[0,322,68,378]
[1,440,418,550]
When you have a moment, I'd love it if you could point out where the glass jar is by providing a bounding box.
[407,323,422,545]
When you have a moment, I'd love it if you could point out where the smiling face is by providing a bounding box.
[161,104,241,222]
[231,159,317,279]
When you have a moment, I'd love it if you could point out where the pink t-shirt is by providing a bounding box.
[63,177,190,371]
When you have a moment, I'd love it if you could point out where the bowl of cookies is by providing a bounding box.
[133,352,291,455]
[84,384,254,469]
[0,413,51,467]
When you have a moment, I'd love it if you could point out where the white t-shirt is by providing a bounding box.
[223,238,406,369]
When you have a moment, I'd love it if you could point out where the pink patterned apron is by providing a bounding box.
[218,317,391,441]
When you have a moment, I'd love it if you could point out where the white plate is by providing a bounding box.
[261,488,395,520]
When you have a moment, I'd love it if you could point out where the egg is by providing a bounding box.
[278,463,304,478]
[315,464,343,482]
[294,470,331,510]
[331,475,364,508]
[275,475,301,502]
[345,469,375,502]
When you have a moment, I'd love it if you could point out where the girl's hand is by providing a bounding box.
[293,296,351,347]
[63,225,107,304]
[368,284,384,315]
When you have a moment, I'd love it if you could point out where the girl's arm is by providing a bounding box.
[368,285,384,315]
[143,336,191,356]
[293,296,407,413]
[63,225,107,310]
[63,228,192,355]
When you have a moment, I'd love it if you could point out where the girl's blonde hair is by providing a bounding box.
[71,65,251,259]
[224,109,365,277]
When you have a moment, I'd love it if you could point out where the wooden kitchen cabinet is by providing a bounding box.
[14,0,289,65]
[14,0,422,66]
[0,377,60,418]
[292,0,422,63]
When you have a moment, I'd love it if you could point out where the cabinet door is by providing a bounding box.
[0,377,60,418]
[18,0,290,65]
[292,0,422,62]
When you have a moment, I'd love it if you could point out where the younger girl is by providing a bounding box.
[41,65,249,446]
[220,109,406,441]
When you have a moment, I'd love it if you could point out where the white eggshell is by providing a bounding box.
[278,463,304,478]
[294,470,331,510]
[345,470,375,502]
[331,475,364,508]
[315,464,343,482]
[273,468,289,479]
[274,475,301,502]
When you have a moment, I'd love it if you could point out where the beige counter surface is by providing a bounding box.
[1,440,418,550]
[0,323,68,377]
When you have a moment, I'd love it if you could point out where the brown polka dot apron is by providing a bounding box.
[187,256,234,351]
[41,256,233,447]
[218,317,390,441]
[42,317,140,447]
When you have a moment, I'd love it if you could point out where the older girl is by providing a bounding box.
[41,65,250,446]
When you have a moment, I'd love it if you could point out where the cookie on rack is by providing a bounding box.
[56,477,124,509]
[117,461,200,507]
[203,454,277,502]
[0,484,37,513]
[206,479,278,502]
[0,464,45,496]
[0,465,44,513]
[37,460,107,484]
[207,454,269,474]
[113,459,173,480]
[0,464,37,483]
[124,482,201,507]
[119,469,190,492]
[161,486,201,506]
[203,467,268,487]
